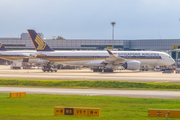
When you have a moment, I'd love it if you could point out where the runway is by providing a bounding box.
[0,65,180,83]
[1,87,180,99]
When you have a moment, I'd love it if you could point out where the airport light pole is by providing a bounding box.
[179,18,180,38]
[111,22,116,50]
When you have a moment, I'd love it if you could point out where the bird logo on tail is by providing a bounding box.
[35,35,46,50]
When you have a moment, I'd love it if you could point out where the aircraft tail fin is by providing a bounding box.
[0,43,7,51]
[27,29,54,51]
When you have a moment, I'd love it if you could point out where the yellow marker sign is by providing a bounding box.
[148,109,180,118]
[54,107,64,115]
[10,92,26,98]
[88,108,100,116]
[74,108,89,116]
[65,108,73,115]
[54,107,100,117]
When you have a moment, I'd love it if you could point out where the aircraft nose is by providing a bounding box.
[171,58,175,64]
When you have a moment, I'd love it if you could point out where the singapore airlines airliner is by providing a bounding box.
[27,29,175,72]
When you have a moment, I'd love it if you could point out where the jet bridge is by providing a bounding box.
[171,49,180,65]
[170,49,180,73]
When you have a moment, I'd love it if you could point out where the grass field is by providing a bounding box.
[0,93,179,120]
[1,78,180,90]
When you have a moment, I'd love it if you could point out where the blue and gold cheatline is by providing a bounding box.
[27,30,54,51]
[35,55,162,63]
[0,44,27,60]
[0,54,162,62]
[0,55,28,61]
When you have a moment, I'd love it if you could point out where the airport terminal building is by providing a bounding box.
[0,32,180,60]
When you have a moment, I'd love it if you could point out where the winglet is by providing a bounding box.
[0,43,7,51]
[107,49,113,55]
[106,49,125,63]
[27,29,54,51]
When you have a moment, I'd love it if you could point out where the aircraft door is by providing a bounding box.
[60,53,64,61]
[157,54,163,65]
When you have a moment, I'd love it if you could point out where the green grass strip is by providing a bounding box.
[1,78,180,90]
[0,93,180,120]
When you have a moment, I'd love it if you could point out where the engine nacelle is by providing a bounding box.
[122,60,141,70]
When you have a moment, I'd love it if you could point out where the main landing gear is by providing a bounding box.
[42,62,57,72]
[93,69,102,72]
[104,69,113,73]
[92,68,113,73]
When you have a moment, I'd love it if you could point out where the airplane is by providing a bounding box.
[0,43,49,69]
[27,29,175,72]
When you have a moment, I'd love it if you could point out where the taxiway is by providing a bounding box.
[1,87,180,99]
[0,65,179,83]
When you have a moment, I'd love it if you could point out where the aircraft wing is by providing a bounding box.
[21,53,35,57]
[21,53,47,58]
[105,50,126,64]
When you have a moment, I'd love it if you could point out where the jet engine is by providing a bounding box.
[122,60,141,70]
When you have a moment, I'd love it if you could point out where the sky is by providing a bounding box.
[0,0,180,39]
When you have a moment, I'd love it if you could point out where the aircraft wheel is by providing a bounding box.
[109,69,113,73]
[98,69,102,72]
[104,69,113,73]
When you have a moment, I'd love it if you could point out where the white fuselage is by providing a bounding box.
[0,50,175,69]
[0,50,48,65]
[33,50,175,68]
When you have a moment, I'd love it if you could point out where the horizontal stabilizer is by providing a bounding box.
[34,53,47,58]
